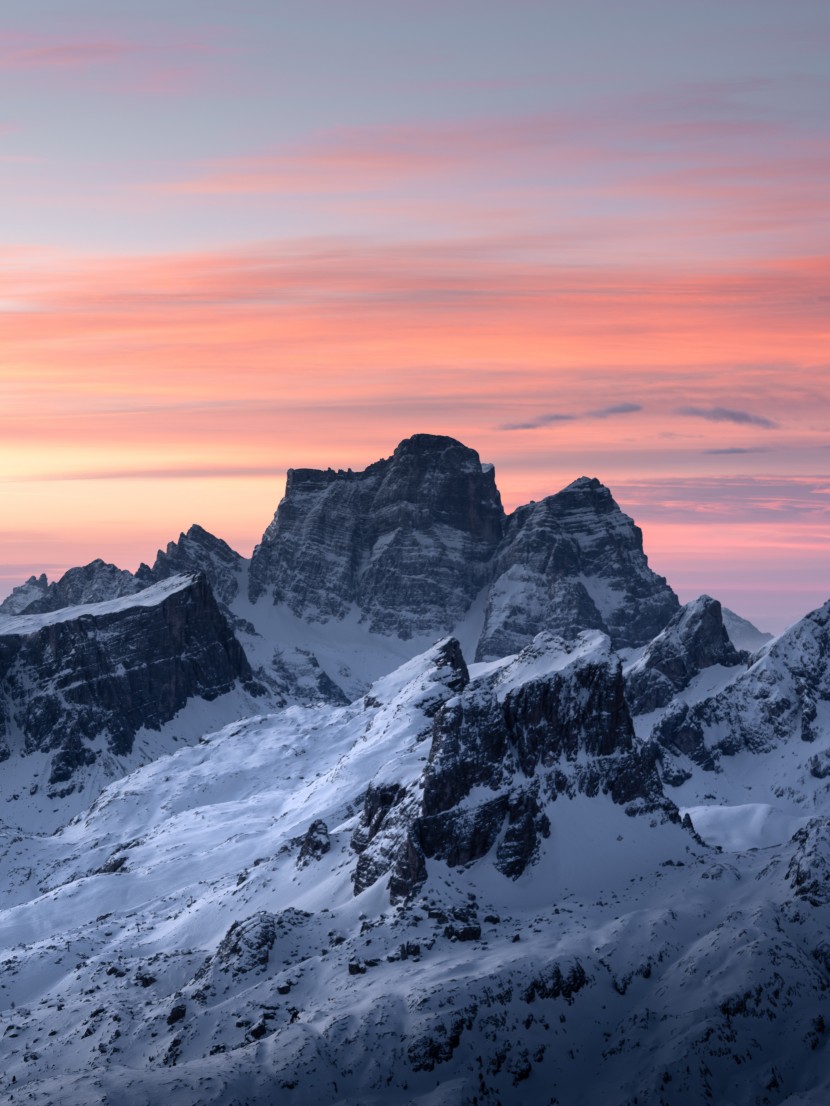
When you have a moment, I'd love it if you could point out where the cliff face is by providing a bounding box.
[249,434,505,639]
[350,631,675,902]
[147,524,244,607]
[248,438,677,655]
[476,478,679,658]
[655,598,830,770]
[625,595,744,715]
[0,574,256,794]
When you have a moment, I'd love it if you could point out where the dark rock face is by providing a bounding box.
[350,638,472,897]
[6,560,143,616]
[626,595,744,715]
[249,434,505,638]
[297,820,331,867]
[786,819,830,907]
[147,524,244,607]
[351,632,676,902]
[655,599,830,769]
[501,664,634,768]
[248,439,678,654]
[0,575,256,792]
[477,478,679,658]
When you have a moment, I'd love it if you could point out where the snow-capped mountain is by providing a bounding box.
[0,575,263,830]
[0,433,826,1106]
[0,559,143,616]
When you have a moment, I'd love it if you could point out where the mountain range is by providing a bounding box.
[0,433,827,1106]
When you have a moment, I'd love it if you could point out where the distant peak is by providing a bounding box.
[184,523,213,541]
[391,433,475,459]
[687,594,718,610]
[563,476,606,493]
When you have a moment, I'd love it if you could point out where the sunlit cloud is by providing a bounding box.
[10,464,281,482]
[614,475,830,523]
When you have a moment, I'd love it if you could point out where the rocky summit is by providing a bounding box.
[247,433,678,656]
[248,433,505,637]
[0,433,827,1106]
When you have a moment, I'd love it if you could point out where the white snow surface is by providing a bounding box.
[680,803,814,850]
[0,634,828,1105]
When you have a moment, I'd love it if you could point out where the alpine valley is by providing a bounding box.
[0,434,828,1106]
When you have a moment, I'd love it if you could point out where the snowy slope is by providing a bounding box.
[1,638,829,1105]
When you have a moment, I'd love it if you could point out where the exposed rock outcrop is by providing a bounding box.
[655,598,830,768]
[0,573,50,615]
[352,631,677,901]
[786,818,830,907]
[625,595,744,715]
[0,574,257,791]
[146,524,244,608]
[477,477,679,658]
[4,560,143,616]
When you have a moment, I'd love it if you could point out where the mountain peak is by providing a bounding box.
[564,475,606,492]
[388,432,485,470]
[249,434,505,634]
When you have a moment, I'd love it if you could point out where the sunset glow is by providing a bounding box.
[2,1,828,630]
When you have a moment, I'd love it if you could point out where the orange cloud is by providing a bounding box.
[1,236,827,631]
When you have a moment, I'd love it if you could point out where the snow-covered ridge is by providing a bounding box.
[0,573,194,635]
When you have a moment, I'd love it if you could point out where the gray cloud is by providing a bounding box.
[499,413,575,431]
[702,447,771,455]
[501,403,642,431]
[588,403,642,418]
[678,406,778,429]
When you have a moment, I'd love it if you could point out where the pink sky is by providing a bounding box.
[1,2,828,631]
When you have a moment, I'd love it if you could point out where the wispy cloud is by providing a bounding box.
[0,35,133,70]
[678,406,779,429]
[501,402,642,431]
[499,413,575,431]
[614,475,830,523]
[588,403,642,419]
[703,447,771,455]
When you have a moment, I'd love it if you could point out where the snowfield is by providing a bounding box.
[1,631,829,1105]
